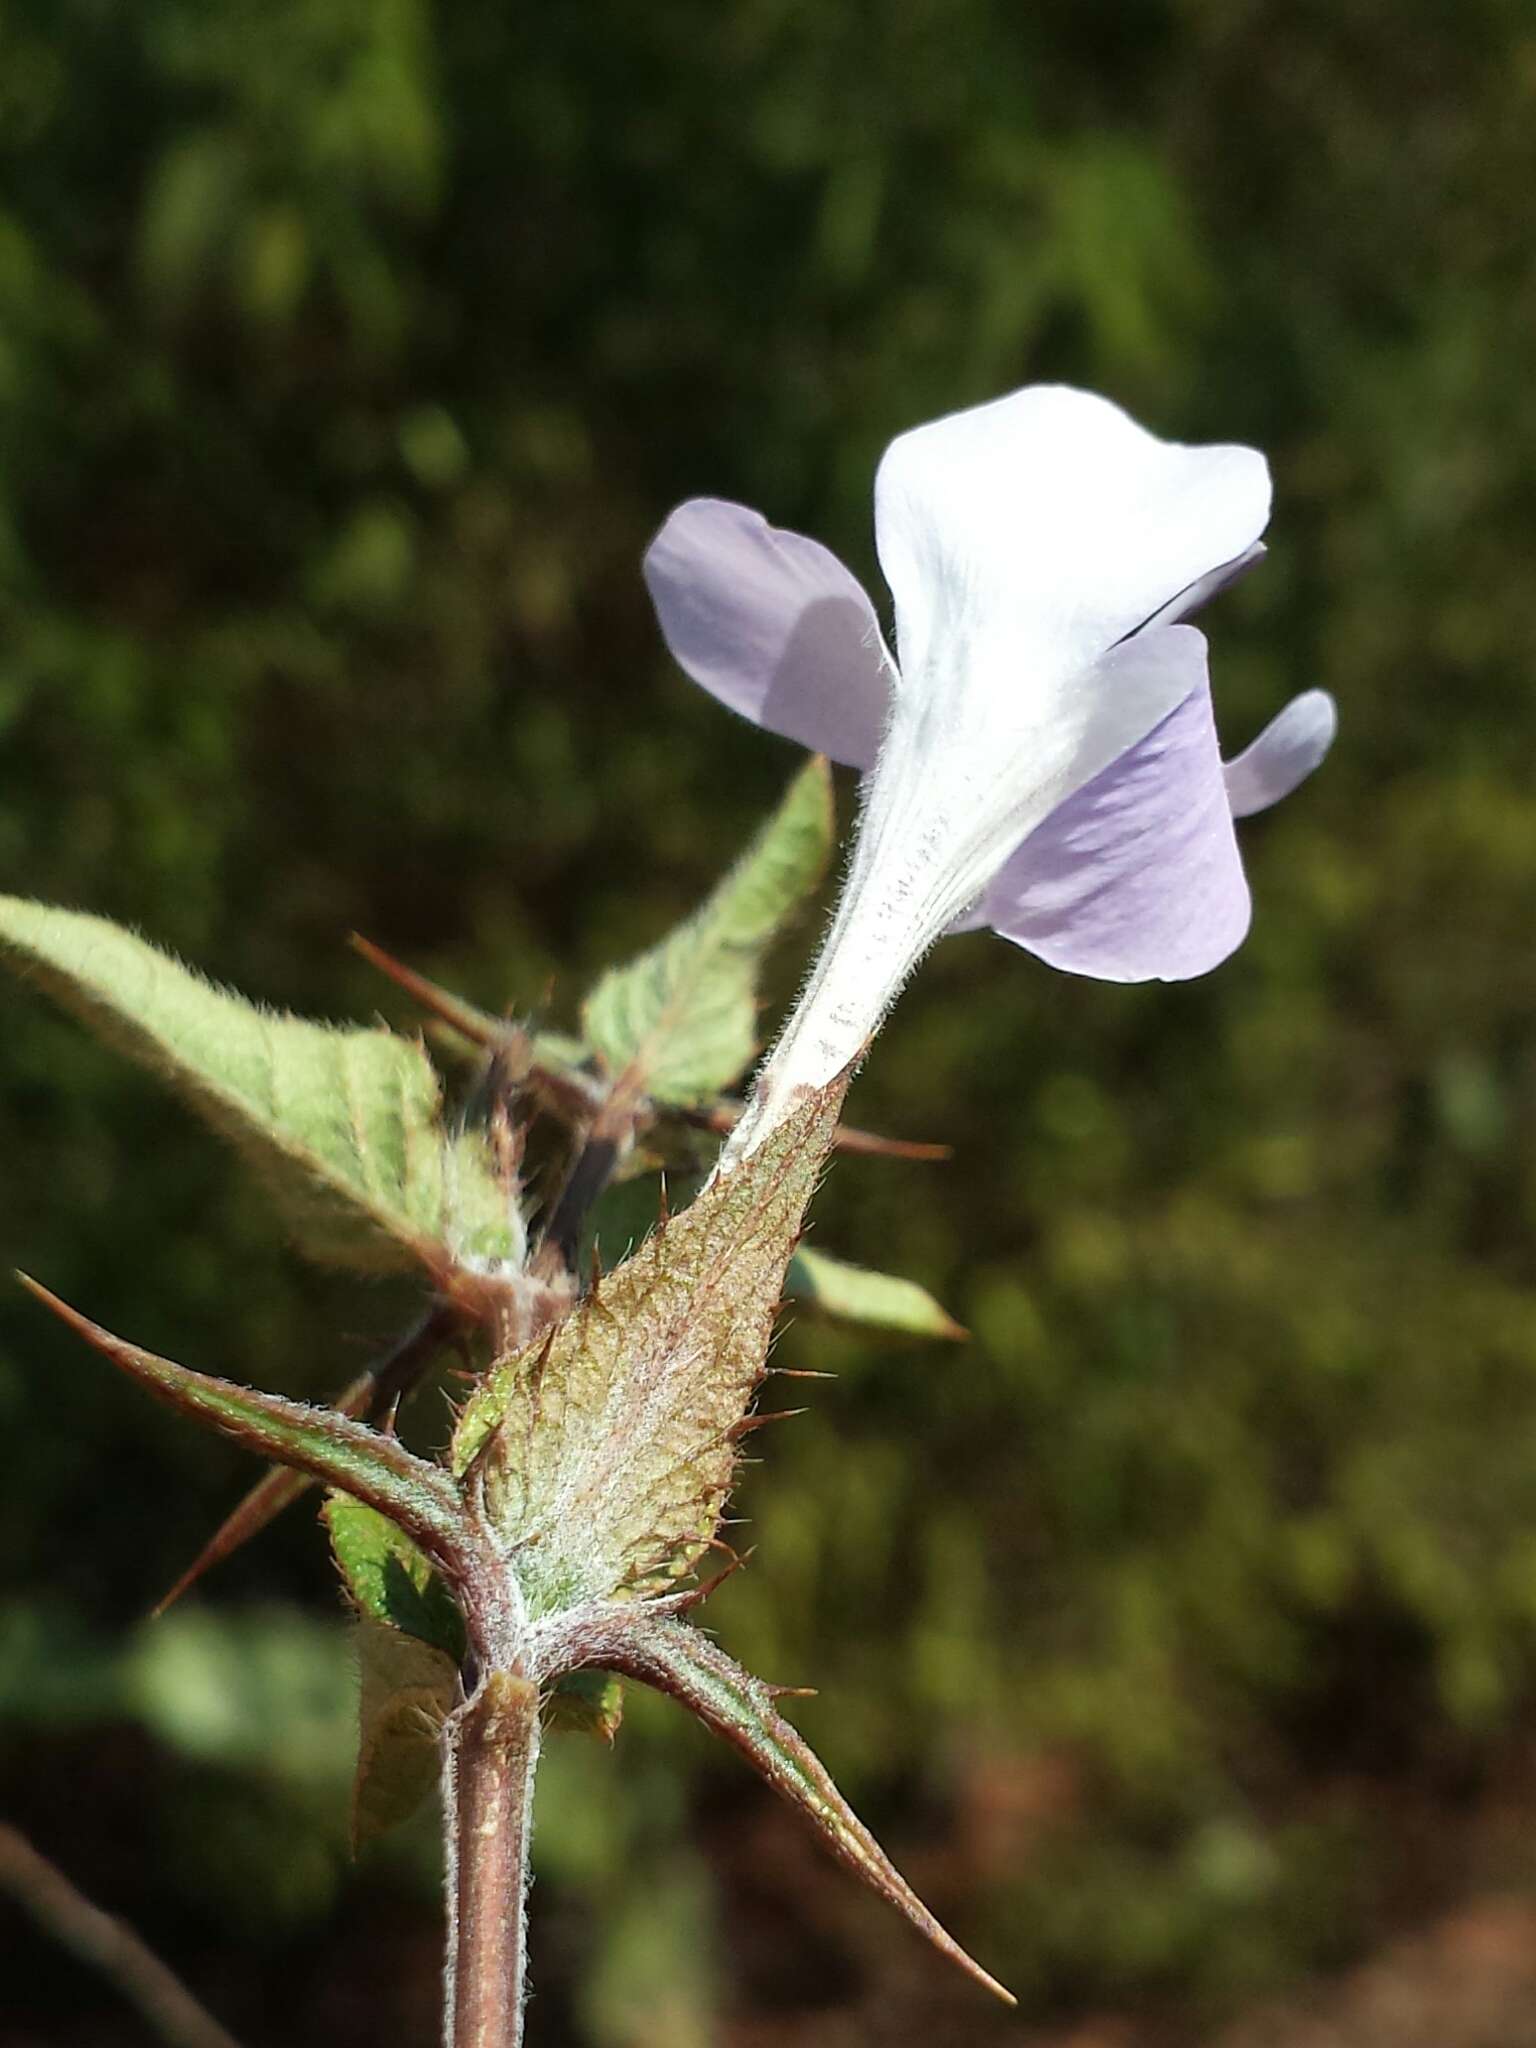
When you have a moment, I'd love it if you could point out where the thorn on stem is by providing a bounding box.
[671,1542,757,1611]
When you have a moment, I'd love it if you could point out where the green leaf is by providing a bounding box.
[19,1277,468,1569]
[545,1669,624,1743]
[786,1247,966,1341]
[582,757,834,1104]
[323,1495,466,1661]
[351,1618,457,1849]
[452,1076,848,1613]
[0,896,522,1275]
[589,1613,1014,2007]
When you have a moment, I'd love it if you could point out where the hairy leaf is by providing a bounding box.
[0,897,522,1274]
[351,1619,458,1849]
[786,1247,966,1341]
[582,757,833,1104]
[155,1305,463,1615]
[452,1078,847,1612]
[589,1614,1013,2006]
[324,1495,466,1661]
[18,1278,467,1567]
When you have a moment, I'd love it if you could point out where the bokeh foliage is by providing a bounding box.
[4,1,1536,2042]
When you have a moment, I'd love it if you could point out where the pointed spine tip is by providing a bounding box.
[728,1407,808,1440]
[16,1272,111,1349]
[147,1578,192,1622]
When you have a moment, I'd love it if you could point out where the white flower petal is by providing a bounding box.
[643,498,892,767]
[874,386,1271,687]
[1224,689,1339,818]
[721,614,1199,1163]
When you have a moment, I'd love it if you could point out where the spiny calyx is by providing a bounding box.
[450,1078,849,1614]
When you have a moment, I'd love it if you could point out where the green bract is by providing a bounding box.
[582,756,833,1104]
[452,1083,847,1612]
[323,1494,465,1659]
[350,1620,459,1850]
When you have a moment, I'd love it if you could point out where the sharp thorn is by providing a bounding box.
[678,1099,950,1162]
[348,934,508,1050]
[16,1271,108,1345]
[671,1542,757,1611]
[459,1429,499,1517]
[729,1407,808,1439]
[149,1462,314,1617]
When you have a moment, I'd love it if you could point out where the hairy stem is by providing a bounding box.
[442,1671,542,2048]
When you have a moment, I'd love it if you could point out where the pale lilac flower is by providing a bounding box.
[644,386,1335,1160]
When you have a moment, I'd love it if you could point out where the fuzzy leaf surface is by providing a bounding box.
[592,1614,1013,2005]
[786,1247,966,1341]
[20,1279,467,1567]
[351,1618,457,1849]
[0,897,522,1274]
[324,1495,466,1661]
[452,1079,847,1612]
[581,757,833,1104]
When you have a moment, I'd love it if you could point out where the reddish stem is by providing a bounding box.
[442,1671,542,2048]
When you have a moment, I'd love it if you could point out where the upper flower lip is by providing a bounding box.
[871,385,1271,700]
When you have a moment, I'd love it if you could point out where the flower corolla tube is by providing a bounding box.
[643,386,1336,1162]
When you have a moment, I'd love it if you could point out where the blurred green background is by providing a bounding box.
[4,2,1536,2043]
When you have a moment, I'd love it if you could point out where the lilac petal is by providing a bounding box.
[978,626,1250,982]
[1224,690,1338,819]
[643,498,893,768]
[1127,541,1267,639]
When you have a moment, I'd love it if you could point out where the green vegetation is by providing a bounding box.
[3,1,1535,2041]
